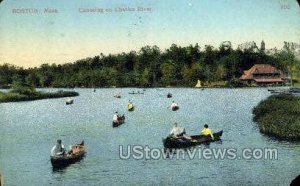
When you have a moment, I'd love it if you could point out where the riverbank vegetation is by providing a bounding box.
[0,41,299,88]
[0,82,78,103]
[253,94,300,140]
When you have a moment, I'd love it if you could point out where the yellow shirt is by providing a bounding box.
[128,103,134,110]
[201,128,214,139]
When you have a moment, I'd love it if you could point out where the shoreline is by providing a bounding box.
[0,90,79,103]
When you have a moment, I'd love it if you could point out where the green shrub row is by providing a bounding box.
[0,91,79,103]
[253,94,300,140]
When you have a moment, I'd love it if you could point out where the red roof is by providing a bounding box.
[240,64,284,82]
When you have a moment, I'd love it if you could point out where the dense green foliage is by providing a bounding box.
[0,41,299,88]
[253,94,300,140]
[0,83,78,103]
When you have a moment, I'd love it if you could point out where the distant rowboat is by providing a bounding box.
[112,115,125,127]
[171,105,179,111]
[66,98,74,105]
[129,91,144,94]
[128,103,135,111]
[50,141,85,168]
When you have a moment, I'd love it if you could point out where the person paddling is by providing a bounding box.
[128,101,134,111]
[169,122,191,140]
[169,101,179,111]
[51,139,65,156]
[200,124,214,140]
[113,111,120,123]
[170,101,178,108]
[170,122,185,137]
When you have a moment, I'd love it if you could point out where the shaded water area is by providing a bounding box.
[0,88,299,185]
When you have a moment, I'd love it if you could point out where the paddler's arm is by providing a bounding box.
[209,130,214,140]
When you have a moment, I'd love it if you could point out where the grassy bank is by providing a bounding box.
[253,94,300,140]
[0,90,79,103]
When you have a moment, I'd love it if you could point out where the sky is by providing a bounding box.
[0,0,299,68]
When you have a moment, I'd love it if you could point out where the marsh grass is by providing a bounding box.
[253,94,300,140]
[0,84,78,103]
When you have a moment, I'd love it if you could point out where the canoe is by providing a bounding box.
[163,130,223,149]
[114,95,121,98]
[128,104,135,111]
[128,92,144,94]
[50,141,85,168]
[112,115,125,127]
[171,106,179,111]
[66,99,74,105]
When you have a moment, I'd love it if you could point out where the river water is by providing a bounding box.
[0,88,299,185]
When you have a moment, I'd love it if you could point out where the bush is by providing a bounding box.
[0,90,79,103]
[10,82,38,96]
[253,94,300,140]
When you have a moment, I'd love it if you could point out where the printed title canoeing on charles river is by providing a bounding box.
[78,6,152,13]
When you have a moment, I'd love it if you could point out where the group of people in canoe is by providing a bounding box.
[169,123,214,140]
[167,95,219,146]
[50,139,85,168]
[51,140,85,157]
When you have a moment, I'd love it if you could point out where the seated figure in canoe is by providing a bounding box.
[67,141,85,155]
[112,111,125,127]
[114,92,121,98]
[200,124,214,140]
[169,122,191,140]
[128,101,134,111]
[51,139,65,157]
[170,101,179,111]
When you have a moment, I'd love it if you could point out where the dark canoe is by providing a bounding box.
[112,115,125,127]
[50,141,85,168]
[163,130,223,149]
[290,175,300,186]
[114,95,121,98]
[171,106,179,111]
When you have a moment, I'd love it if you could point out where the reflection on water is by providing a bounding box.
[0,88,299,185]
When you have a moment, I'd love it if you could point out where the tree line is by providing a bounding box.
[0,41,299,88]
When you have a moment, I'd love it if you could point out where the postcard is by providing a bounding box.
[0,0,300,185]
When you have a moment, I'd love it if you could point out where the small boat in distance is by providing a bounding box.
[167,93,172,98]
[128,90,144,94]
[171,105,179,111]
[269,87,300,96]
[128,102,135,111]
[170,101,179,111]
[50,141,85,168]
[112,115,125,127]
[66,98,74,105]
[114,92,121,98]
[163,130,223,149]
